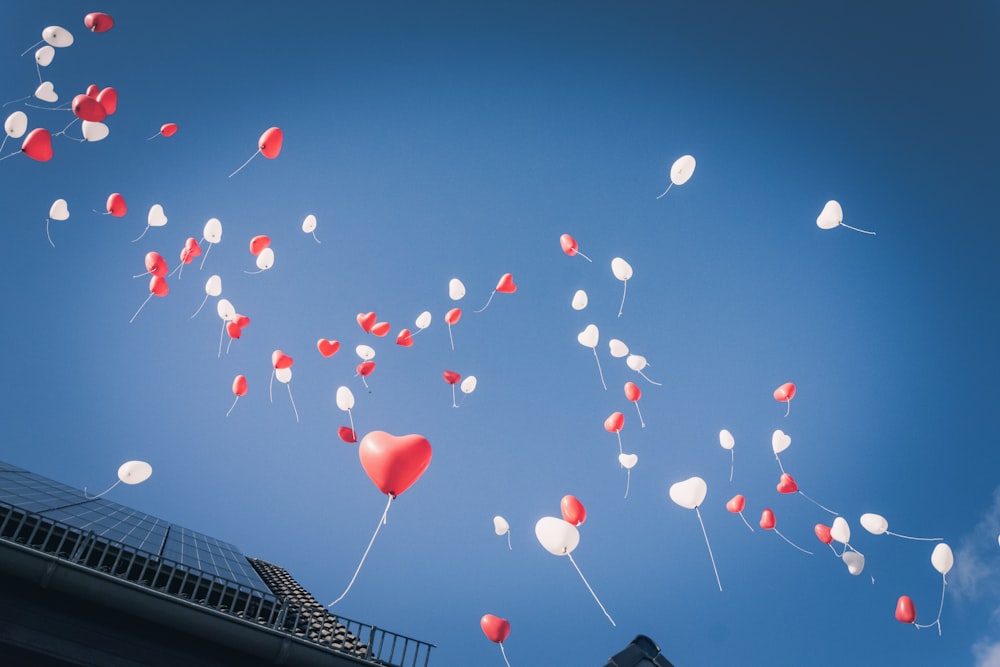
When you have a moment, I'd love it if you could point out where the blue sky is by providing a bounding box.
[2,2,998,665]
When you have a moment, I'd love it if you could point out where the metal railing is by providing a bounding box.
[0,502,434,667]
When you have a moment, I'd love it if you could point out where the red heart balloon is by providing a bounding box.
[149,275,169,297]
[358,431,432,497]
[97,87,118,115]
[777,473,798,494]
[317,338,340,357]
[106,193,127,217]
[338,426,357,444]
[814,523,833,544]
[160,123,178,137]
[226,321,242,339]
[72,94,107,122]
[445,308,462,325]
[258,127,283,159]
[271,350,293,369]
[85,84,100,98]
[357,360,376,376]
[371,321,391,337]
[726,494,746,513]
[480,614,511,644]
[183,237,202,257]
[145,252,167,277]
[249,235,271,256]
[604,412,624,433]
[396,329,414,347]
[21,128,53,162]
[895,595,916,624]
[85,12,115,33]
[232,375,247,397]
[496,273,516,294]
[759,508,776,530]
[442,370,461,385]
[560,495,586,526]
[624,381,641,402]
[357,312,377,333]
[774,382,796,402]
[559,233,579,256]
[234,314,250,329]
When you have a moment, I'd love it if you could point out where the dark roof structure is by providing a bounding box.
[605,635,676,667]
[0,460,434,666]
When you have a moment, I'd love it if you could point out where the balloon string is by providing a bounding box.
[592,348,607,390]
[840,222,876,236]
[311,230,322,244]
[738,512,754,532]
[145,131,161,141]
[774,528,813,555]
[798,491,838,515]
[131,226,150,243]
[20,40,43,57]
[83,479,120,500]
[448,323,455,351]
[784,399,790,417]
[45,219,55,248]
[228,149,260,178]
[617,280,627,318]
[2,95,32,108]
[615,431,622,456]
[886,531,942,542]
[694,508,723,591]
[498,643,512,667]
[506,531,512,551]
[218,322,226,358]
[656,182,673,200]
[269,369,275,403]
[914,576,946,635]
[190,294,209,319]
[827,543,839,556]
[36,61,42,84]
[199,242,212,270]
[347,409,355,434]
[226,337,234,355]
[361,375,370,390]
[287,384,299,423]
[473,291,495,313]
[329,495,393,608]
[226,395,239,417]
[0,135,7,154]
[637,370,662,386]
[0,150,20,162]
[129,293,153,324]
[132,270,151,279]
[566,553,616,626]
[576,250,592,262]
[168,263,181,278]
[775,454,785,474]
[624,469,631,500]
[635,403,645,428]
[451,385,458,409]
[729,450,734,483]
[52,117,78,138]
[244,268,264,275]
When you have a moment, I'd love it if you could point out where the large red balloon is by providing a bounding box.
[396,329,414,347]
[160,123,178,137]
[21,129,53,162]
[106,193,127,217]
[496,273,517,294]
[774,382,796,402]
[726,494,746,513]
[445,308,462,325]
[371,321,391,337]
[72,94,107,122]
[233,314,250,329]
[895,596,916,624]
[358,431,432,497]
[84,12,115,33]
[97,87,118,115]
[604,412,624,433]
[149,275,169,297]
[317,338,340,357]
[480,614,511,644]
[560,495,586,526]
[249,235,271,256]
[271,350,294,369]
[232,375,248,397]
[814,523,833,544]
[357,312,377,333]
[357,360,376,376]
[624,381,641,402]
[442,370,461,385]
[338,426,357,444]
[776,473,798,494]
[559,233,579,256]
[759,508,776,530]
[258,127,283,159]
[226,321,243,339]
[85,84,100,98]
[144,251,167,277]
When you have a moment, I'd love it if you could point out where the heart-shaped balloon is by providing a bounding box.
[726,495,746,513]
[357,360,376,376]
[149,275,169,297]
[355,344,375,361]
[560,495,586,527]
[608,339,629,358]
[611,257,633,281]
[203,218,222,243]
[106,193,126,217]
[774,382,796,402]
[338,426,357,444]
[493,516,509,535]
[5,111,27,139]
[233,314,250,329]
[232,375,248,397]
[216,298,236,322]
[49,198,69,221]
[371,321,391,337]
[357,312,377,333]
[445,308,462,325]
[145,252,167,277]
[43,26,74,48]
[618,453,638,469]
[759,508,776,530]
[559,233,579,256]
[358,431,432,497]
[97,87,117,115]
[81,120,110,142]
[35,81,58,103]
[843,551,865,575]
[336,386,355,411]
[830,517,851,544]
[777,473,798,494]
[626,354,648,371]
[35,45,55,67]
[148,204,167,228]
[271,350,294,369]
[817,200,843,230]
[480,614,511,644]
[21,128,53,161]
[415,311,431,330]
[771,429,791,454]
[448,278,466,300]
[85,84,99,98]
[249,235,270,256]
[226,321,242,339]
[85,12,115,33]
[317,339,340,358]
[160,123,178,137]
[275,367,292,384]
[670,154,696,186]
[258,127,283,159]
[814,524,833,544]
[396,329,414,347]
[577,324,599,348]
[860,513,888,535]
[496,273,516,294]
[534,516,579,556]
[719,429,735,450]
[604,412,624,433]
[442,370,461,385]
[669,476,707,510]
[183,237,202,258]
[624,382,641,402]
[72,94,107,122]
[302,214,317,233]
[895,596,916,624]
[571,289,588,310]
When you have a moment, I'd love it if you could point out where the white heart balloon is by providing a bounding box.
[48,198,69,221]
[460,375,477,394]
[577,324,599,349]
[843,551,865,575]
[81,120,109,142]
[355,344,375,361]
[275,367,292,384]
[448,278,466,300]
[817,200,843,230]
[571,289,588,311]
[216,298,236,322]
[205,275,222,297]
[931,543,953,575]
[618,453,638,469]
[302,214,317,233]
[830,516,851,544]
[611,257,633,281]
[117,460,152,485]
[148,204,167,227]
[860,513,888,535]
[35,81,57,103]
[42,26,74,48]
[771,429,792,454]
[670,154,696,186]
[719,429,735,450]
[203,218,222,243]
[669,476,707,510]
[4,111,28,139]
[415,311,431,330]
[626,354,648,371]
[35,45,55,67]
[493,515,509,536]
[335,386,355,411]
[534,516,579,556]
[255,247,274,270]
[608,339,629,358]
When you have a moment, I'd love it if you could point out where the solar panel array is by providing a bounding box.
[0,460,268,592]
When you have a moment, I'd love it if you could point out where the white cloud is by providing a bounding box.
[955,487,1000,667]
[974,639,1000,667]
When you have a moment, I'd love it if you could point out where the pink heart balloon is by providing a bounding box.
[777,473,798,494]
[317,339,340,358]
[358,431,432,497]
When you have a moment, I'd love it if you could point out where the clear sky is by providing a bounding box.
[2,2,998,665]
